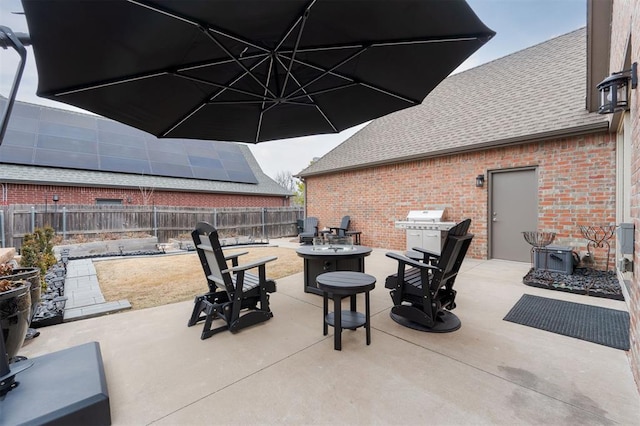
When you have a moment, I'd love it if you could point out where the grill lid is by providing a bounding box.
[406,210,444,222]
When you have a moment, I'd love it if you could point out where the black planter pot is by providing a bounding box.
[0,283,31,360]
[3,267,41,324]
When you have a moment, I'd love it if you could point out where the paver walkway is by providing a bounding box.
[63,258,131,321]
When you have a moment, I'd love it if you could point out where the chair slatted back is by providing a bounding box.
[304,217,318,233]
[341,216,351,229]
[192,222,234,294]
[431,219,473,292]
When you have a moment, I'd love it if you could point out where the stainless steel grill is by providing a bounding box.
[394,210,456,254]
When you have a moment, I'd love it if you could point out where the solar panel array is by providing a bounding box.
[0,98,258,184]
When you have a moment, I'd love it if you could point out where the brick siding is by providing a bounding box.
[306,133,616,265]
[1,184,288,208]
[610,0,640,395]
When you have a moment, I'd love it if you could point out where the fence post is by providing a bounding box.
[0,209,4,248]
[62,206,67,240]
[30,206,35,232]
[213,208,217,228]
[262,207,268,241]
[153,206,158,238]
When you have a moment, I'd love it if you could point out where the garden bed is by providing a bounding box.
[53,237,159,259]
[523,267,624,300]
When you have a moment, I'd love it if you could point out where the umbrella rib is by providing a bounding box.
[129,0,270,55]
[279,33,493,55]
[208,100,276,105]
[178,52,267,72]
[275,0,317,51]
[273,56,338,133]
[162,104,207,137]
[286,83,360,101]
[256,56,276,142]
[177,73,268,101]
[282,48,367,100]
[279,54,419,105]
[51,53,268,97]
[206,54,273,101]
[279,1,312,98]
[162,59,276,137]
[202,30,276,99]
[53,72,167,97]
[163,55,274,138]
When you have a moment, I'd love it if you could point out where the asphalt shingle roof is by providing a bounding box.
[299,28,608,177]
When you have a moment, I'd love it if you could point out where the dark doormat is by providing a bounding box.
[523,267,624,301]
[503,294,630,350]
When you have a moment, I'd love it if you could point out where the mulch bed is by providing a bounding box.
[523,267,624,301]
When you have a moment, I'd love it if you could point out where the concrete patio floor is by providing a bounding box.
[18,241,640,425]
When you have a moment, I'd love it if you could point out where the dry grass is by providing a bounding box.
[94,246,302,310]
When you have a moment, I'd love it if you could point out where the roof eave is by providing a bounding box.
[298,122,610,178]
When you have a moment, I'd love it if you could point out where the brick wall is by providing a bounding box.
[610,0,640,395]
[1,183,288,208]
[305,133,616,264]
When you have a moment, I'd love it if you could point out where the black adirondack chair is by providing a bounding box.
[188,222,277,339]
[385,219,473,332]
[298,217,319,244]
[329,215,351,237]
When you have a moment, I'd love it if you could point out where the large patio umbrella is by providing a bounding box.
[21,0,494,143]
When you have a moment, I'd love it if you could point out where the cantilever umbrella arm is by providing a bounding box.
[0,26,29,146]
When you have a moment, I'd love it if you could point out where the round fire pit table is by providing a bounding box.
[296,245,372,295]
[316,271,376,351]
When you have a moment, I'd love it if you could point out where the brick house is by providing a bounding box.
[299,27,612,262]
[0,99,291,208]
[299,3,640,391]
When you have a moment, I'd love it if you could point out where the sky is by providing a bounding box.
[1,0,587,180]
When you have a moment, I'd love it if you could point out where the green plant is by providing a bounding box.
[20,226,57,287]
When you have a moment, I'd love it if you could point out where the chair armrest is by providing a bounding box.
[224,251,248,267]
[224,251,248,260]
[328,227,347,233]
[386,252,438,270]
[223,256,277,273]
[411,247,440,258]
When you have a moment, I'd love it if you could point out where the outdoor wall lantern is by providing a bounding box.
[597,62,637,114]
[476,174,485,188]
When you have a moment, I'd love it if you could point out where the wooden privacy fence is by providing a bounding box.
[0,204,304,250]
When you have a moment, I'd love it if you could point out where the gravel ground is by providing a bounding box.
[523,267,623,300]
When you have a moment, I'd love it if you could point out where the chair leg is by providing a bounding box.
[188,295,208,327]
[201,301,231,340]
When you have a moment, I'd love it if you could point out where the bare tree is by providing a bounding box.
[139,185,155,205]
[274,170,304,206]
[138,172,155,205]
[274,170,297,192]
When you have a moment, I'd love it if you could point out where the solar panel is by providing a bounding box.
[0,99,258,184]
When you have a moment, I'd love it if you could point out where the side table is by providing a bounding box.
[316,271,376,351]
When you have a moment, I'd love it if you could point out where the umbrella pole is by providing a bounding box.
[0,26,30,146]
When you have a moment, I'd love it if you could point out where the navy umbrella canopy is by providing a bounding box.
[22,0,494,143]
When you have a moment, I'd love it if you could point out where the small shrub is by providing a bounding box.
[20,226,57,286]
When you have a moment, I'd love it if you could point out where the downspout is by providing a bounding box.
[1,183,7,204]
[301,177,307,218]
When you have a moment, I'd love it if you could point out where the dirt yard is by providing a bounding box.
[94,246,302,310]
